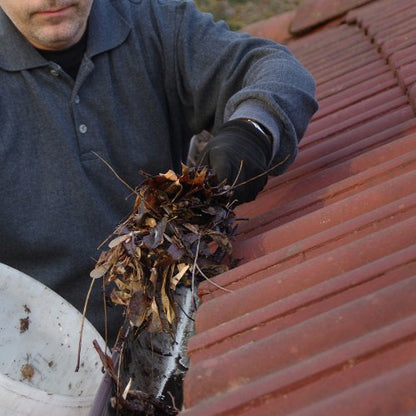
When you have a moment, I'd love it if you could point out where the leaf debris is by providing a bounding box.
[21,363,35,381]
[91,164,236,334]
[90,164,238,414]
[19,317,30,333]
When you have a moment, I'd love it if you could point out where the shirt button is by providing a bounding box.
[74,95,80,104]
[50,68,59,77]
[79,124,88,134]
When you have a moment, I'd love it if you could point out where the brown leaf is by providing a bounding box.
[167,242,185,261]
[21,363,35,380]
[108,233,132,248]
[90,263,110,279]
[133,198,149,225]
[142,216,168,249]
[170,264,189,290]
[127,291,151,328]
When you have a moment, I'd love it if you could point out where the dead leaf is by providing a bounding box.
[21,363,34,381]
[108,233,132,248]
[90,263,110,279]
[142,216,168,249]
[170,264,189,290]
[19,317,30,333]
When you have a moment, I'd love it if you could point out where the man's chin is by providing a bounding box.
[30,26,86,50]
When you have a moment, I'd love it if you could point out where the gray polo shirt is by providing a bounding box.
[0,0,317,339]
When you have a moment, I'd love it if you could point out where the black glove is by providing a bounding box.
[199,119,272,203]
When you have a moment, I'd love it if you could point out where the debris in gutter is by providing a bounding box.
[89,164,238,415]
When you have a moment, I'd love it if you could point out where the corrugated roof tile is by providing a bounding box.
[197,214,416,324]
[187,276,416,397]
[382,30,416,57]
[241,11,296,44]
[290,0,373,35]
[389,44,416,69]
[312,71,398,119]
[189,245,416,359]
[235,116,416,228]
[345,0,415,26]
[182,0,416,414]
[184,284,416,414]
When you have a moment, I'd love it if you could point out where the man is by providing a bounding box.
[0,0,318,343]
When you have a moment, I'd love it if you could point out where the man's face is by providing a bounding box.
[0,0,93,50]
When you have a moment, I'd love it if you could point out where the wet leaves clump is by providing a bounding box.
[90,164,237,335]
[90,165,237,415]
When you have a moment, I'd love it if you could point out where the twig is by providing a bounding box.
[116,340,126,400]
[230,160,244,188]
[214,154,291,196]
[166,390,180,412]
[92,339,119,382]
[175,297,195,322]
[191,234,202,307]
[91,151,138,195]
[233,154,291,189]
[195,263,233,293]
[102,277,109,351]
[76,277,96,371]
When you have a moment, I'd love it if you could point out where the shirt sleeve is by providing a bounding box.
[170,0,319,174]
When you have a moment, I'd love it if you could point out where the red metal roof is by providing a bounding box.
[181,0,416,414]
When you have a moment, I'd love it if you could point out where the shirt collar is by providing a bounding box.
[87,0,131,58]
[0,0,131,71]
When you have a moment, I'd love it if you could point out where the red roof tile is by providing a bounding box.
[182,0,416,414]
[290,0,374,35]
[241,11,296,44]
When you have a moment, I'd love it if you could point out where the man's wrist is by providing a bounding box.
[237,118,272,143]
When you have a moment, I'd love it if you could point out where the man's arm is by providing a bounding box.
[168,0,318,201]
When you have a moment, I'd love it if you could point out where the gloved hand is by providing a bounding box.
[199,119,272,203]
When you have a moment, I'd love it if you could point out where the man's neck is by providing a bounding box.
[36,28,88,79]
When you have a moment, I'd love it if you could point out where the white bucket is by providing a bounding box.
[0,263,106,416]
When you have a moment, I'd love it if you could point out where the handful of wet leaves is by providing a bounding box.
[89,164,237,415]
[91,164,236,334]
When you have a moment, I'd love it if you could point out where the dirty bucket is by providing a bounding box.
[0,263,105,416]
